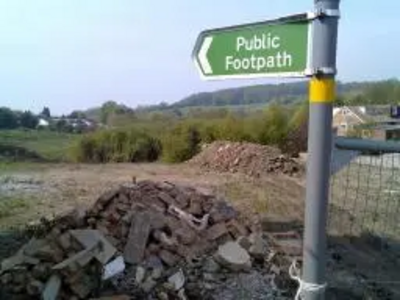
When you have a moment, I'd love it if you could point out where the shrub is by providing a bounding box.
[162,123,202,163]
[70,128,161,163]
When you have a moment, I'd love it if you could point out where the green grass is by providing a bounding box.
[0,195,31,219]
[0,129,80,162]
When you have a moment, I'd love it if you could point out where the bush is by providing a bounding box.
[70,128,161,163]
[162,122,202,163]
[250,104,289,146]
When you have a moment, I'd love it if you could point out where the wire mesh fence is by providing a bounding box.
[327,138,400,299]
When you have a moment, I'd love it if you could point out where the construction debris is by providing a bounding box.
[0,179,261,299]
[188,141,304,177]
[0,179,305,299]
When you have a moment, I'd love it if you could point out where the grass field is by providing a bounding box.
[0,129,79,162]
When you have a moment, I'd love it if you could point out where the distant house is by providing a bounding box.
[49,117,97,132]
[332,105,400,140]
[37,118,50,128]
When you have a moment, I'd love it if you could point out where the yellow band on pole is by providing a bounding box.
[309,77,336,103]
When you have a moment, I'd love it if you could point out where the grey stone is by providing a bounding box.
[151,267,163,280]
[215,241,251,272]
[69,272,97,299]
[23,238,48,257]
[142,277,158,293]
[135,266,146,284]
[248,233,269,258]
[203,273,218,282]
[168,269,185,291]
[1,253,25,272]
[177,288,188,300]
[237,236,252,251]
[27,279,44,296]
[145,255,164,270]
[157,291,169,300]
[42,275,61,300]
[203,258,220,273]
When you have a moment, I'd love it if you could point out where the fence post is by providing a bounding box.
[301,1,341,300]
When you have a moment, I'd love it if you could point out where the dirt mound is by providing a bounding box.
[189,141,304,177]
[0,180,259,299]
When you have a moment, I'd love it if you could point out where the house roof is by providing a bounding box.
[336,105,396,123]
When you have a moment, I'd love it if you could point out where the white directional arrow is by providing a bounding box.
[198,36,213,75]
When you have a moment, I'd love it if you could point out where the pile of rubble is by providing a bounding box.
[0,180,303,299]
[189,141,304,178]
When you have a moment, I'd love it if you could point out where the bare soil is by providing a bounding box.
[0,163,305,229]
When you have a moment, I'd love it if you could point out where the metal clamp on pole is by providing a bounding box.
[307,8,340,20]
[304,67,337,77]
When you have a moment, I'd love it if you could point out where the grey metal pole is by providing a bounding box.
[301,1,340,300]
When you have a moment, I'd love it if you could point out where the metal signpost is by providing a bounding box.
[193,0,340,299]
[302,1,340,299]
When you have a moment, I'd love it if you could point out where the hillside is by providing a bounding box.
[172,80,364,109]
[81,79,400,121]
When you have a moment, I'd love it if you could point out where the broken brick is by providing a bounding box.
[35,243,65,263]
[27,279,44,296]
[57,232,72,251]
[22,238,48,257]
[187,199,202,216]
[209,201,237,224]
[206,223,229,241]
[175,193,189,208]
[158,192,176,205]
[97,189,119,207]
[52,244,100,271]
[70,229,117,264]
[69,271,97,299]
[159,250,179,267]
[174,226,197,245]
[123,211,152,264]
[268,231,303,256]
[227,219,248,238]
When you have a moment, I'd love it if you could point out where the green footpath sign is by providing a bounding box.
[193,15,311,80]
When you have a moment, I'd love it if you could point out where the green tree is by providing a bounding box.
[69,110,87,119]
[40,107,51,119]
[20,111,39,129]
[0,107,18,129]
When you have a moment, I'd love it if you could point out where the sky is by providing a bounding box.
[1,0,400,115]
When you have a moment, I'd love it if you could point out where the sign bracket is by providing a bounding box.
[307,9,340,20]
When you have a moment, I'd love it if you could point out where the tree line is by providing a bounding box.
[70,102,309,163]
[0,106,93,133]
[0,107,49,130]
